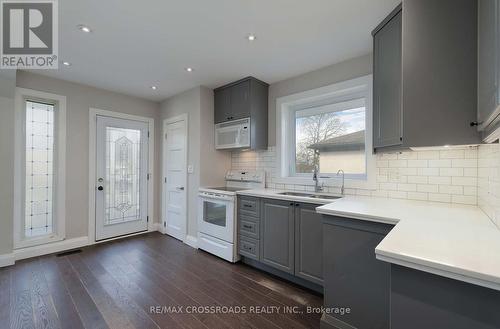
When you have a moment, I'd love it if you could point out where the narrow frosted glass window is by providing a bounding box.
[25,100,55,237]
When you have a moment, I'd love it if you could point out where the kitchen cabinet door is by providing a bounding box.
[294,203,323,285]
[214,87,231,123]
[260,199,295,274]
[373,8,402,149]
[229,79,251,121]
[322,215,393,329]
[478,0,500,133]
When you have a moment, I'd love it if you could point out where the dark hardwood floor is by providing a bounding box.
[0,232,323,329]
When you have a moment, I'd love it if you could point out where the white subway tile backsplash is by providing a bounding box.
[407,159,428,168]
[407,192,428,201]
[439,168,464,177]
[417,184,439,193]
[478,144,500,228]
[231,146,480,206]
[439,149,465,159]
[418,168,440,176]
[451,176,477,186]
[429,193,452,203]
[417,151,440,160]
[429,159,452,168]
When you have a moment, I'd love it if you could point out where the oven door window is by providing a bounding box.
[203,200,227,227]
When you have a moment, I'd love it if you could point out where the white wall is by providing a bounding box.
[267,53,373,146]
[199,86,231,188]
[160,86,230,238]
[16,71,161,240]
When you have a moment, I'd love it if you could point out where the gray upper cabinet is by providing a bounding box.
[214,77,269,149]
[294,203,323,285]
[373,6,402,149]
[260,198,295,274]
[478,0,500,138]
[229,79,251,121]
[214,87,231,124]
[373,1,480,152]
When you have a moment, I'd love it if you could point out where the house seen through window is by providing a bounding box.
[294,99,366,177]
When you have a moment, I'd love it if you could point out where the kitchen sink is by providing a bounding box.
[310,194,342,200]
[278,191,342,200]
[309,194,342,200]
[278,191,314,197]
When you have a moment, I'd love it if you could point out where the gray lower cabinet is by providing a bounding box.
[238,196,261,261]
[322,215,393,329]
[238,197,323,289]
[260,198,295,274]
[295,203,323,285]
[391,265,500,329]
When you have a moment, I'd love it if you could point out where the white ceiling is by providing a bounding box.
[28,0,400,101]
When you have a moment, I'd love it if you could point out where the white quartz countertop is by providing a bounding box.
[316,196,500,291]
[237,188,500,291]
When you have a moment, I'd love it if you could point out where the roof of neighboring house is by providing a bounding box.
[308,130,365,152]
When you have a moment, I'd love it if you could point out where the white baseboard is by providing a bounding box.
[184,235,198,249]
[14,236,90,262]
[155,222,166,234]
[0,223,164,268]
[0,253,15,268]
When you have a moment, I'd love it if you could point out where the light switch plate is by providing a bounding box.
[187,165,194,174]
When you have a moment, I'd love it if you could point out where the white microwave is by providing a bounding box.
[215,118,251,149]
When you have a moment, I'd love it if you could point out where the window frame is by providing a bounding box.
[14,88,66,249]
[276,75,376,190]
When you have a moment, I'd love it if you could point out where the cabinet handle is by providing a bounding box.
[243,204,252,208]
[295,203,300,207]
[290,202,294,206]
[243,224,252,229]
[470,121,481,127]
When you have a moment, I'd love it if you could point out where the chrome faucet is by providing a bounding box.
[313,166,324,192]
[337,169,345,195]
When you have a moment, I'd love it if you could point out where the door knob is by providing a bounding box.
[176,186,185,191]
[97,186,103,191]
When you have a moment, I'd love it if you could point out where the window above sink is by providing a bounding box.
[275,75,376,190]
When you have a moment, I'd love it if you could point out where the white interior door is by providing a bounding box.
[95,115,149,241]
[163,116,187,241]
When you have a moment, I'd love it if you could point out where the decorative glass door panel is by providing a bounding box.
[105,127,141,224]
[96,116,148,241]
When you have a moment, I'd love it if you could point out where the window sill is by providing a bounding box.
[272,176,376,190]
[14,234,65,250]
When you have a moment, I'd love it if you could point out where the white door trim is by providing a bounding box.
[88,108,155,244]
[161,114,188,240]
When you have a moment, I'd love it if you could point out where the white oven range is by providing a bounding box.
[198,170,265,262]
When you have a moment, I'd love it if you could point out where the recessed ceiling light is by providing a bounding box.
[247,34,256,41]
[77,24,92,33]
[185,67,193,72]
[62,61,71,66]
[151,86,158,90]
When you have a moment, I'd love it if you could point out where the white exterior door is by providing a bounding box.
[95,116,149,241]
[163,117,187,241]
